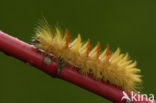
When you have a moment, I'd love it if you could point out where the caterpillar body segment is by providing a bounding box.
[33,25,142,91]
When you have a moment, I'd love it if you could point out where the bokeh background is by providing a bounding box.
[0,0,156,103]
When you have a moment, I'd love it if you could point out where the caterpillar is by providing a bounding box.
[32,24,142,91]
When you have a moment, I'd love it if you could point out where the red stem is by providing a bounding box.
[0,31,154,103]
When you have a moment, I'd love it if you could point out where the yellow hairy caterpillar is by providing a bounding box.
[33,24,142,91]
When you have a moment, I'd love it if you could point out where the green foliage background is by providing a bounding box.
[0,0,155,103]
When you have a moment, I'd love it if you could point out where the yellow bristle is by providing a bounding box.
[118,53,128,64]
[89,42,100,59]
[79,39,90,57]
[110,48,120,60]
[96,42,101,59]
[70,34,81,52]
[127,68,141,73]
[100,48,107,62]
[54,28,62,44]
[33,24,142,91]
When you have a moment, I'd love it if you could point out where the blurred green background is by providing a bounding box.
[0,0,156,103]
